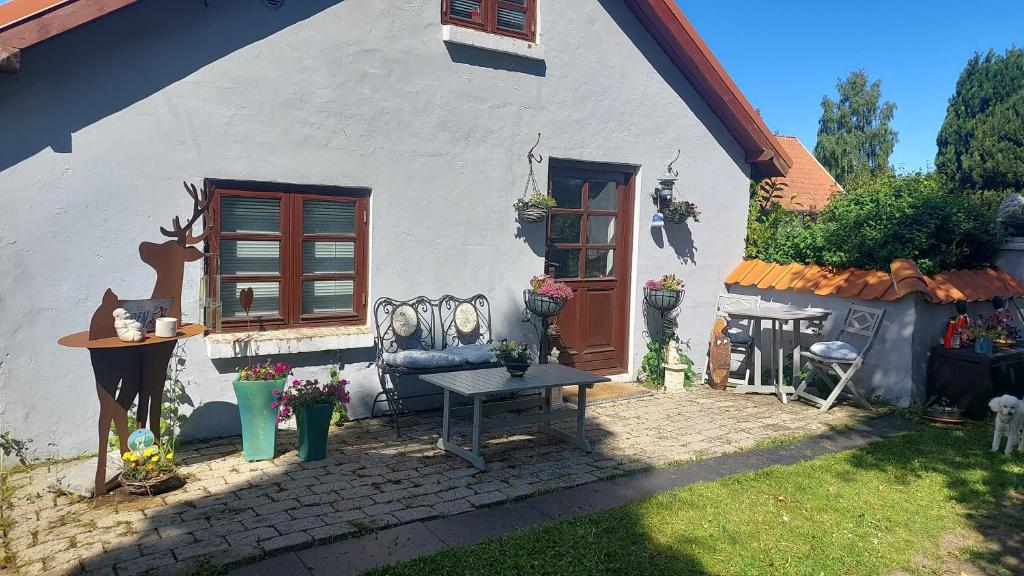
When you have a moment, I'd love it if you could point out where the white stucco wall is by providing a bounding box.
[0,0,752,460]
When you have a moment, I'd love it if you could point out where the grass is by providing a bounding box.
[366,424,1023,576]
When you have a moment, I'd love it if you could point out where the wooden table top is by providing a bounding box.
[421,364,609,397]
[58,323,205,349]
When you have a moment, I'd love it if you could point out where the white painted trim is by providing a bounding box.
[205,325,374,359]
[442,25,545,61]
[626,166,643,378]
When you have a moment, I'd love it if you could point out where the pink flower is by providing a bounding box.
[273,389,281,395]
[271,401,279,408]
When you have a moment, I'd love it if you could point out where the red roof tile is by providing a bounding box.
[772,135,842,212]
[725,259,1024,304]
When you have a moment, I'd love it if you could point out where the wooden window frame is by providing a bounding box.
[442,0,537,42]
[209,187,369,333]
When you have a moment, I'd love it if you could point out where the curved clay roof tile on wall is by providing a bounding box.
[724,259,1024,304]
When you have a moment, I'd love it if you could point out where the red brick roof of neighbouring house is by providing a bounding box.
[771,135,842,212]
[725,259,1024,304]
[0,0,792,178]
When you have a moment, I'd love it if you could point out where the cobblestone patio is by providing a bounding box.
[4,389,870,575]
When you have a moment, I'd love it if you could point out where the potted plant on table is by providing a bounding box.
[491,340,533,377]
[274,368,351,462]
[524,275,574,317]
[120,442,183,496]
[964,319,1013,354]
[643,274,684,311]
[233,360,291,461]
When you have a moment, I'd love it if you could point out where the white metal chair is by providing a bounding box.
[704,293,760,386]
[792,304,884,412]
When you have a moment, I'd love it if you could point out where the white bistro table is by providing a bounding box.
[722,304,831,402]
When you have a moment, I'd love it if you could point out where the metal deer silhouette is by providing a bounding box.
[86,181,211,494]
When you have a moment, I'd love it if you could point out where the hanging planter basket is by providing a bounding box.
[122,473,185,497]
[524,289,567,317]
[644,287,682,311]
[517,206,549,223]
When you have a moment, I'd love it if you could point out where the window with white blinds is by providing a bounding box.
[443,0,535,41]
[211,188,368,331]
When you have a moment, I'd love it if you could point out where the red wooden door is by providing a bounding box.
[545,166,634,374]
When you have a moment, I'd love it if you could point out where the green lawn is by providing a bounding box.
[367,424,1023,576]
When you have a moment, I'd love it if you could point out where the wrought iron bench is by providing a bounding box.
[372,294,500,436]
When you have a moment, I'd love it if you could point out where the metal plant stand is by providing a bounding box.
[521,290,568,364]
[643,287,682,343]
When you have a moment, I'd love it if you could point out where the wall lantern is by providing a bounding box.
[651,150,680,229]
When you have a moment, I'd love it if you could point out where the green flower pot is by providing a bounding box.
[296,403,334,462]
[232,377,283,461]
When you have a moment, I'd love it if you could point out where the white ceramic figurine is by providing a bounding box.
[112,308,144,342]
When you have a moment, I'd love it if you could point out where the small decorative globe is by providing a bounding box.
[128,429,156,452]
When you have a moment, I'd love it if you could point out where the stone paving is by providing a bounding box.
[3,389,870,575]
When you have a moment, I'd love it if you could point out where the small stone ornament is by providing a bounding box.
[113,308,144,342]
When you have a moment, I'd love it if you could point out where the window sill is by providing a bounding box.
[442,24,544,61]
[205,325,374,359]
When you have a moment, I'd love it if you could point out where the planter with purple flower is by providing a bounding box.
[232,360,290,461]
[643,274,684,311]
[273,367,351,462]
[662,200,701,224]
[524,275,574,318]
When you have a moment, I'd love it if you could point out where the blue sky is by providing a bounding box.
[679,1,1024,172]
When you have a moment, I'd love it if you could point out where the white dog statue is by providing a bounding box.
[989,394,1024,454]
[112,308,144,343]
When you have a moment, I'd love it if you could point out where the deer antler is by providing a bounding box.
[161,181,213,246]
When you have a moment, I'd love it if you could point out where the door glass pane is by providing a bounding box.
[587,215,616,245]
[221,281,279,318]
[497,7,526,32]
[549,214,581,244]
[303,280,354,314]
[588,180,618,211]
[221,197,280,233]
[303,241,355,274]
[304,200,355,235]
[547,249,580,279]
[550,177,584,209]
[220,240,280,275]
[450,0,482,21]
[584,249,614,278]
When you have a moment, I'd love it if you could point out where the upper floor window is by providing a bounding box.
[443,0,536,42]
[209,186,369,332]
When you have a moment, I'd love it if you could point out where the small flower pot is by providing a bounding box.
[232,377,283,461]
[974,337,993,355]
[122,473,185,497]
[296,403,334,462]
[643,287,682,311]
[505,362,530,377]
[524,290,567,317]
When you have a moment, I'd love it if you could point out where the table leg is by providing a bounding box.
[575,384,593,452]
[435,391,487,470]
[776,320,786,403]
[753,318,763,389]
[790,320,802,402]
[471,396,483,458]
[441,389,451,442]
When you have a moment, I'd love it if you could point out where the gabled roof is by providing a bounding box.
[0,0,791,177]
[725,259,1024,304]
[772,135,842,212]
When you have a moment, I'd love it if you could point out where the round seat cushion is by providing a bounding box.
[726,327,752,345]
[809,340,860,361]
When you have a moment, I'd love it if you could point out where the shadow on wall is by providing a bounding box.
[649,222,697,265]
[595,0,748,173]
[515,218,547,257]
[0,0,346,171]
[445,43,547,76]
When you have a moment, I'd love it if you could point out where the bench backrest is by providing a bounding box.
[373,296,436,354]
[438,294,493,349]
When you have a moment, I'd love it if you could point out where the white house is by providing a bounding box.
[0,0,792,460]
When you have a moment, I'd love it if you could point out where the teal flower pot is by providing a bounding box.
[232,377,283,461]
[296,403,334,462]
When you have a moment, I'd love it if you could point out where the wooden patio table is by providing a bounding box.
[722,305,831,402]
[421,364,609,470]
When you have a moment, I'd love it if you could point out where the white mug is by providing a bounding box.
[155,317,178,338]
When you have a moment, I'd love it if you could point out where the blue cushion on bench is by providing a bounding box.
[444,343,495,364]
[383,350,463,369]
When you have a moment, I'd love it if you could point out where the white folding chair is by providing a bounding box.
[703,293,760,386]
[792,304,884,412]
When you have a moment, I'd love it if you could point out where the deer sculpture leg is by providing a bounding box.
[138,342,176,445]
[89,348,141,496]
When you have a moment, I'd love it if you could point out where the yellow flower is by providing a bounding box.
[165,453,174,461]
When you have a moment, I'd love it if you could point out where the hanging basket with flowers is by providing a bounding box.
[515,133,556,223]
[662,200,701,224]
[643,274,685,311]
[524,275,574,317]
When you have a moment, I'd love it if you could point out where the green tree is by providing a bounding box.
[814,70,899,187]
[936,48,1024,193]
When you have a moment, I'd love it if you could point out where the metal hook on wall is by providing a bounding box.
[527,133,544,166]
[665,149,681,178]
